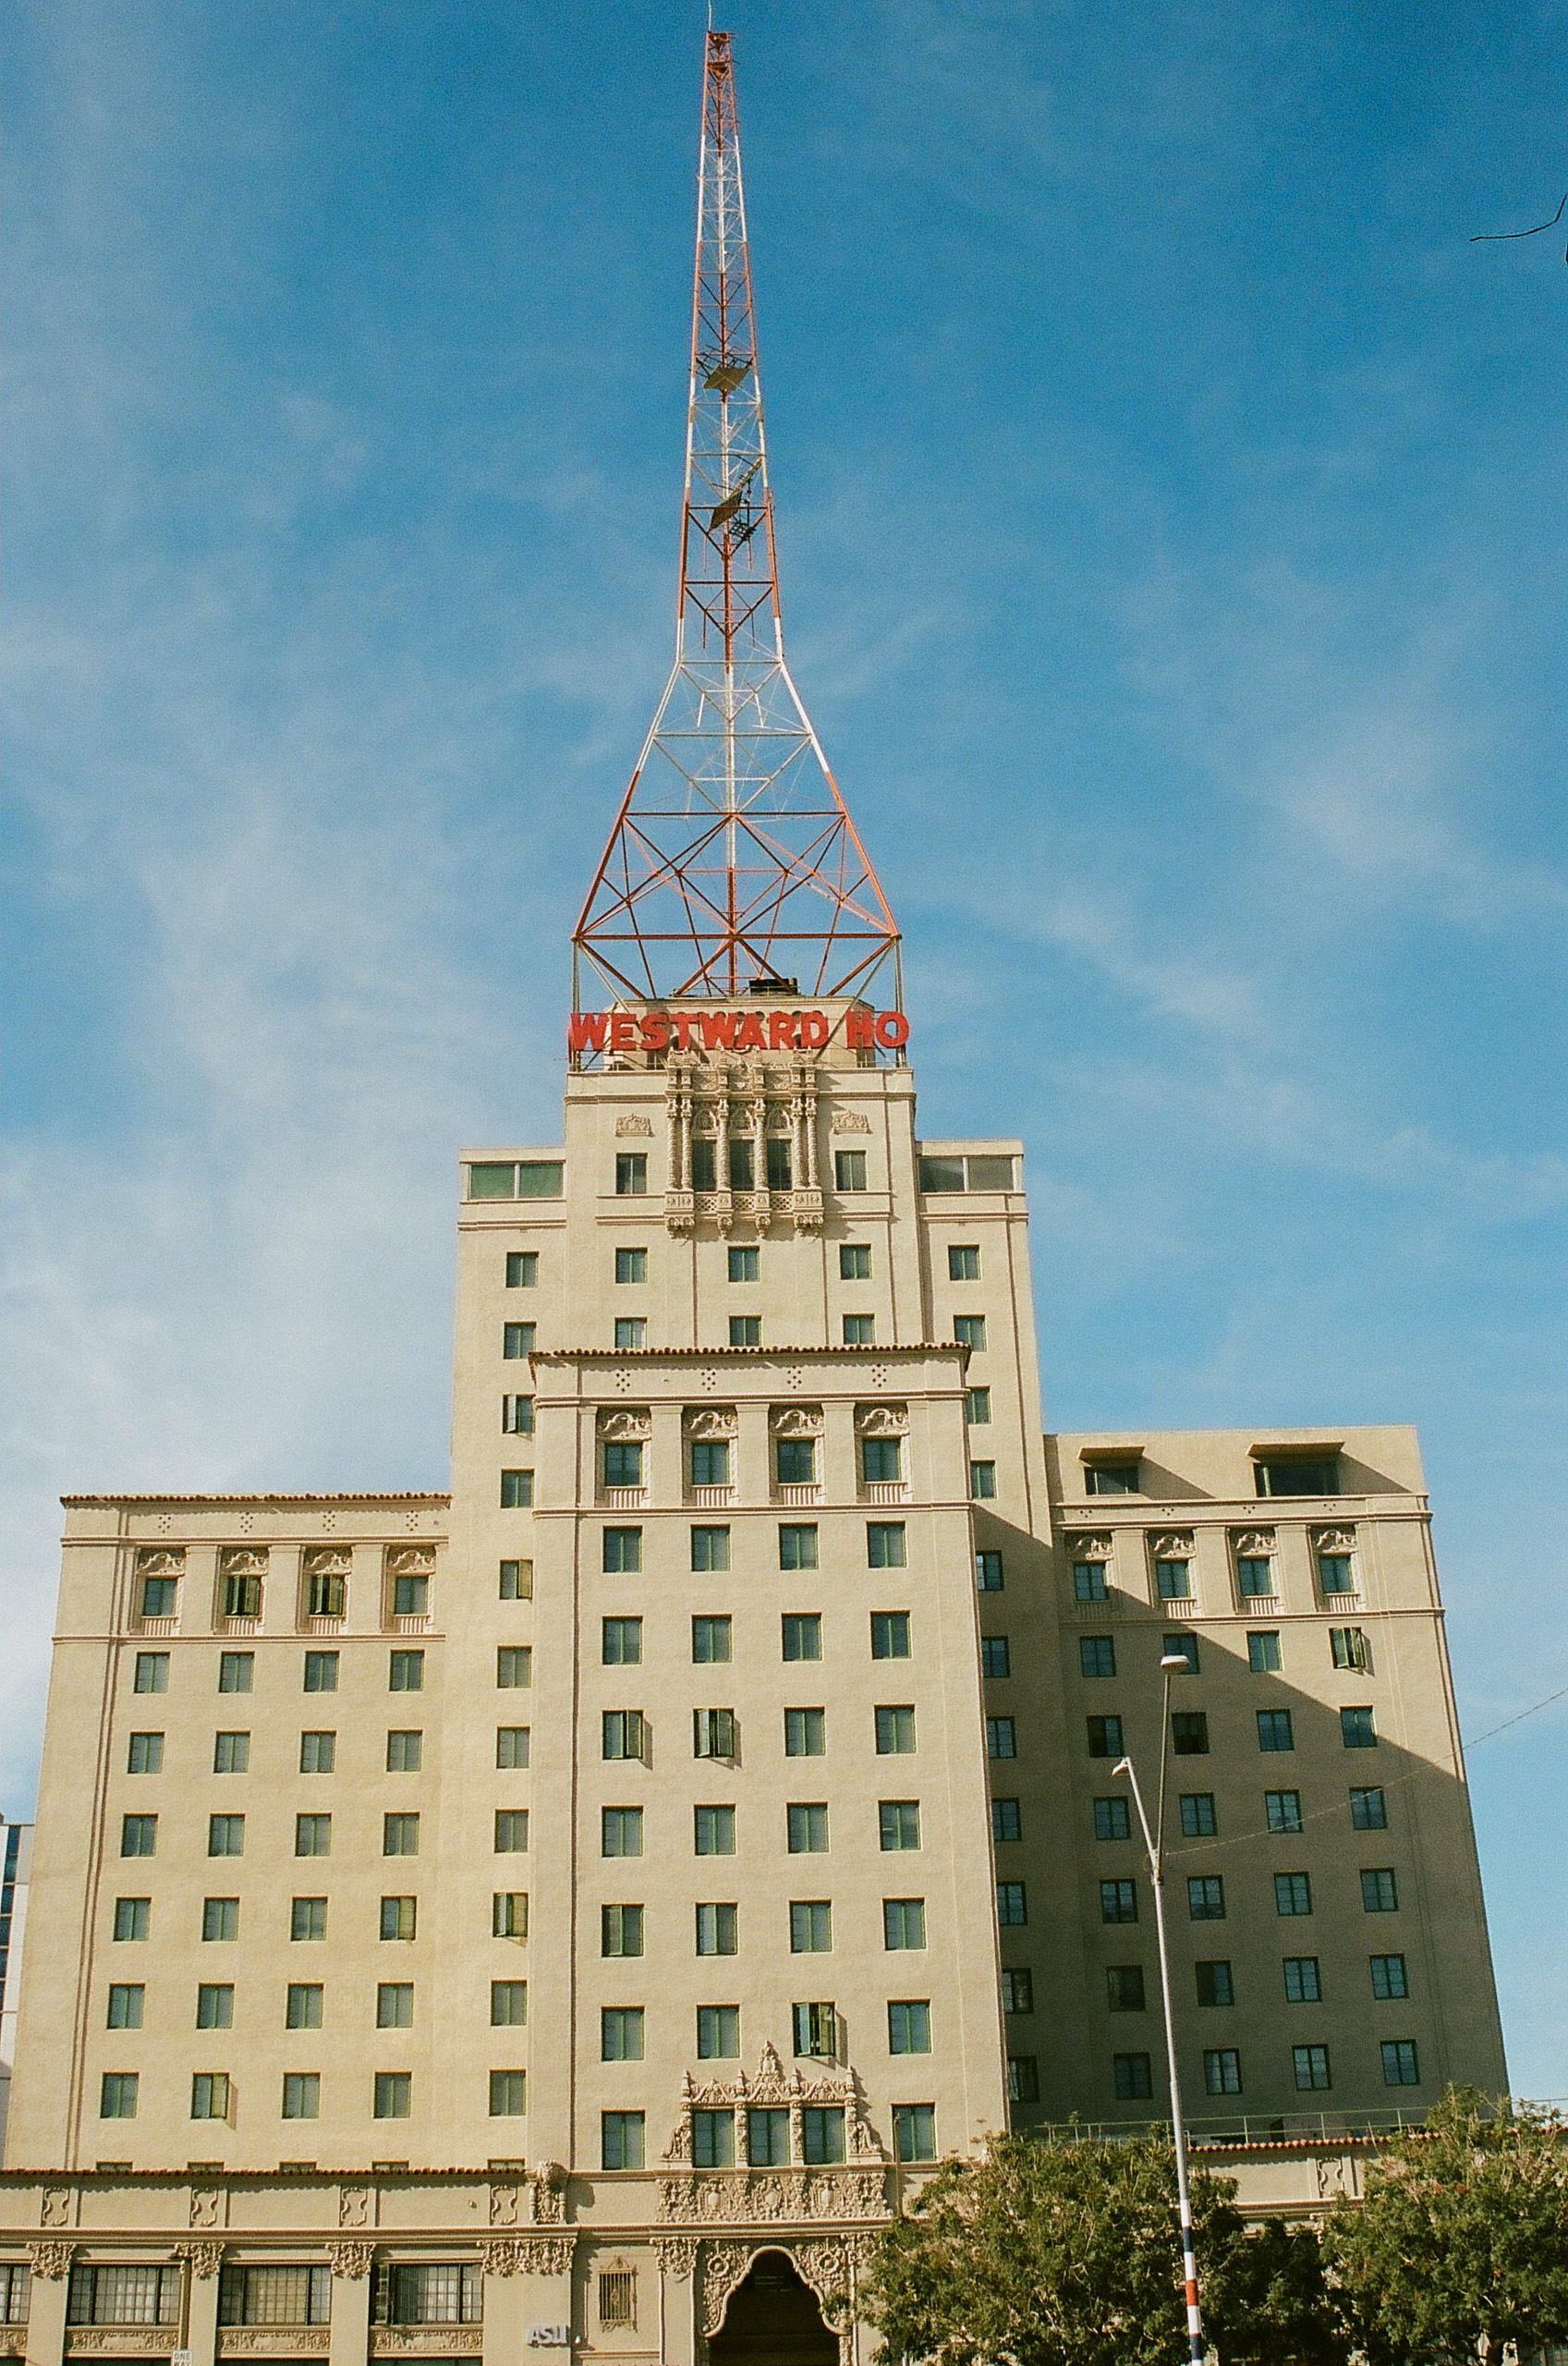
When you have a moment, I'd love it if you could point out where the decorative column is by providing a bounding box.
[652,2240,698,2366]
[23,2244,72,2366]
[325,2245,373,2366]
[173,2245,224,2366]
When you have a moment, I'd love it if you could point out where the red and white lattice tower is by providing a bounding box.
[571,30,902,1007]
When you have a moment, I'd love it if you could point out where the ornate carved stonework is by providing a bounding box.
[328,2242,375,2279]
[28,2241,76,2279]
[1232,1530,1276,1559]
[699,2244,755,2336]
[135,1546,186,1578]
[616,1115,654,1137]
[530,2165,567,2226]
[768,1404,822,1437]
[1065,1533,1112,1558]
[1149,1532,1195,1559]
[65,2332,169,2353]
[596,1407,651,1441]
[217,2333,330,2356]
[41,2187,72,2230]
[510,2238,575,2276]
[658,2170,890,2226]
[174,2242,225,2279]
[337,2188,371,2232]
[484,2242,523,2277]
[831,1111,871,1134]
[653,2238,698,2280]
[369,2335,480,2357]
[217,1545,268,1579]
[684,1406,738,1439]
[854,1403,907,1436]
[302,1544,351,1579]
[1311,1527,1356,1555]
[385,1543,436,1579]
[489,2184,519,2228]
[189,2189,222,2231]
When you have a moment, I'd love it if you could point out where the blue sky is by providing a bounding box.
[4,0,1564,2091]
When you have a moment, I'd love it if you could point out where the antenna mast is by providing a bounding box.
[572,30,902,1006]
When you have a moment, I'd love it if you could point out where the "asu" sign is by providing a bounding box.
[568,1008,910,1056]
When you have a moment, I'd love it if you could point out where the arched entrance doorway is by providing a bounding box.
[708,2251,838,2366]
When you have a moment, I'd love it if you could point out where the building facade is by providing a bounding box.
[1,26,1505,2366]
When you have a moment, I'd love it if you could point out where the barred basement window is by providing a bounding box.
[67,2266,177,2324]
[0,2267,30,2326]
[599,2274,636,2328]
[219,2266,330,2326]
[375,2265,481,2325]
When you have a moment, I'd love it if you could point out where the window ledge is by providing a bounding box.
[860,1482,909,1506]
[773,1483,823,1508]
[138,1616,178,1638]
[600,1487,649,1511]
[687,1485,736,1510]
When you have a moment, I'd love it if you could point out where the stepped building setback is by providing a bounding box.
[2,30,1504,2366]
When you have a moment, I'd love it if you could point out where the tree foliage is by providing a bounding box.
[862,2131,1347,2366]
[1323,2088,1568,2365]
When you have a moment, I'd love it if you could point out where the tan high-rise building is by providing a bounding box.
[2,28,1504,2366]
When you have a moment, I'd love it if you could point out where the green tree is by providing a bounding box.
[863,2132,1346,2366]
[1323,2088,1568,2365]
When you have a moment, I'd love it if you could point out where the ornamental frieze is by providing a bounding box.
[369,2335,480,2357]
[596,1407,651,1441]
[385,1543,436,1579]
[135,1546,185,1578]
[217,2333,330,2355]
[657,2170,890,2226]
[173,2241,224,2278]
[65,2334,170,2354]
[28,2241,76,2279]
[327,2242,375,2279]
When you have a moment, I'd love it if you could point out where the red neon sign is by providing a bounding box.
[566,1008,909,1056]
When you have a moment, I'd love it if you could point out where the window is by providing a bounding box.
[602,1711,645,1761]
[801,2106,845,2165]
[385,1729,421,1772]
[782,1613,821,1661]
[1087,1715,1123,1758]
[497,1646,532,1689]
[748,2106,790,2166]
[1100,1880,1137,1925]
[1256,1457,1339,1497]
[880,1800,921,1851]
[216,1652,251,1693]
[300,1729,336,1773]
[603,1443,642,1487]
[500,1469,535,1507]
[954,1314,987,1351]
[1163,1631,1200,1674]
[615,1154,648,1196]
[301,1647,340,1694]
[697,2005,740,2059]
[970,1460,997,1498]
[281,2072,321,2121]
[1331,1626,1370,1672]
[470,1160,561,1200]
[286,1984,322,2030]
[121,1814,158,1859]
[765,1140,794,1191]
[690,1441,731,1488]
[602,1904,644,1957]
[1172,1712,1210,1755]
[788,1803,830,1854]
[776,1439,817,1485]
[883,1898,927,1949]
[393,1573,429,1616]
[383,1813,420,1857]
[997,1881,1028,1926]
[728,1140,755,1192]
[1180,1794,1217,1837]
[871,1611,911,1661]
[991,1799,1022,1843]
[1155,1558,1191,1600]
[1187,1876,1226,1921]
[505,1251,539,1288]
[614,1318,647,1351]
[1295,2044,1333,2092]
[780,1523,819,1570]
[602,1807,644,1858]
[614,1247,648,1285]
[834,1151,867,1191]
[1203,2049,1242,2096]
[1351,1786,1388,1830]
[114,1897,151,1941]
[140,1573,178,1616]
[487,1978,525,2034]
[1247,1630,1282,1674]
[1283,1957,1321,2003]
[502,1396,534,1436]
[693,2107,735,2165]
[389,1651,424,1692]
[503,1323,536,1359]
[222,1567,262,1618]
[843,1314,875,1347]
[497,1726,530,1770]
[106,1983,144,2029]
[862,1436,902,1485]
[99,2072,139,2119]
[1319,1552,1354,1593]
[0,2270,30,2329]
[840,1244,872,1279]
[785,1707,826,1756]
[1342,1706,1378,1749]
[296,1813,332,1858]
[599,2274,637,2331]
[127,1731,164,1774]
[602,2008,645,2062]
[976,1551,1004,1592]
[1196,1960,1234,2007]
[1370,1953,1408,2000]
[205,1897,241,1942]
[893,2104,936,2162]
[1073,1560,1109,1602]
[1265,1791,1304,1835]
[1236,1555,1274,1598]
[1002,1969,1034,2014]
[1079,1635,1116,1679]
[876,1705,917,1754]
[948,1244,980,1280]
[1113,2055,1153,2101]
[1275,1872,1313,1917]
[1085,1461,1138,1495]
[694,1806,735,1856]
[374,2072,412,2119]
[602,1617,643,1669]
[867,1522,906,1568]
[1106,1965,1146,2012]
[887,2000,930,2055]
[1093,1797,1131,1841]
[1257,1710,1295,1752]
[789,1900,832,1953]
[697,1902,739,1956]
[1362,1867,1399,1912]
[603,1528,642,1574]
[693,1708,737,1760]
[191,2072,231,2119]
[689,1140,718,1192]
[492,1891,529,1939]
[695,1608,737,1665]
[493,1810,529,1854]
[986,1716,1016,1759]
[379,1896,416,1941]
[730,1315,761,1348]
[499,1556,533,1601]
[728,1246,760,1282]
[192,1982,237,2036]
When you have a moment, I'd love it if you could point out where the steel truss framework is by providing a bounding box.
[572,30,902,1006]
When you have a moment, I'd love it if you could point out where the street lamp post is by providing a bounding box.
[1115,1653,1207,2366]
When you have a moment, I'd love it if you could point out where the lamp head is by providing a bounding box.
[1160,1653,1191,1671]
